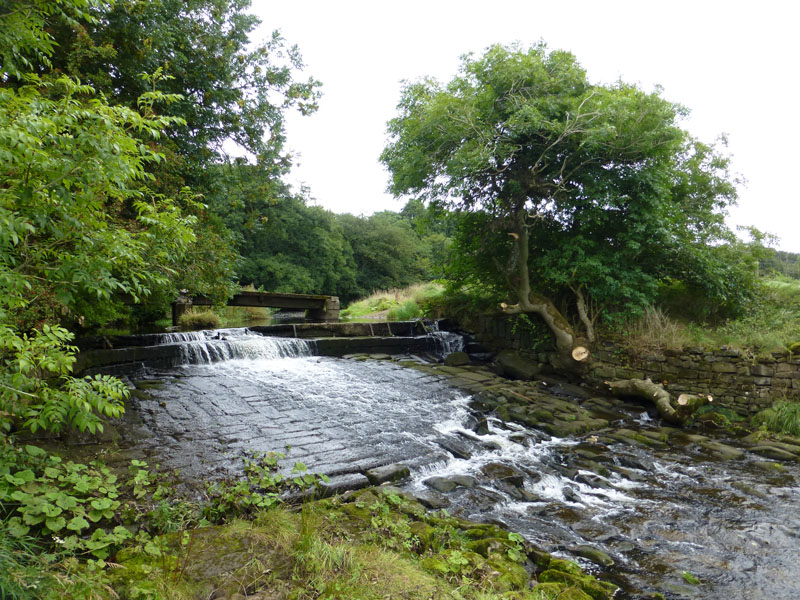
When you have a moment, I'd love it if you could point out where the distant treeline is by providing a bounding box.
[761,250,800,279]
[205,162,453,305]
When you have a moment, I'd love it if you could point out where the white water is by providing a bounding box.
[424,320,465,356]
[159,328,312,364]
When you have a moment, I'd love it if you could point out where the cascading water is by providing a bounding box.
[422,320,465,358]
[105,329,800,599]
[159,328,312,364]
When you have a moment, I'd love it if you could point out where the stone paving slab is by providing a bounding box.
[119,357,471,483]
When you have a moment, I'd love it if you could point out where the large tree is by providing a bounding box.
[46,0,320,178]
[0,1,235,432]
[381,43,738,363]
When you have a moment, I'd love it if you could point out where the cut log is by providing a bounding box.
[571,346,590,362]
[605,379,710,426]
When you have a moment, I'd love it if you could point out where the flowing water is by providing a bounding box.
[117,329,800,599]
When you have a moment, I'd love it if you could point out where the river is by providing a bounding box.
[108,328,800,599]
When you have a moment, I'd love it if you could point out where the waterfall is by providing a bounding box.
[423,320,465,358]
[159,328,312,365]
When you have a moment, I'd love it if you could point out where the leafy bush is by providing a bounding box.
[178,310,221,331]
[342,283,444,320]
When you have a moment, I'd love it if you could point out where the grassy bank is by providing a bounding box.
[0,443,616,600]
[340,282,446,321]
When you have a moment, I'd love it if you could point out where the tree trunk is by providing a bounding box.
[574,285,595,343]
[502,206,589,365]
[605,378,711,425]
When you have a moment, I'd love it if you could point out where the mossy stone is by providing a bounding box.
[547,558,583,575]
[486,555,529,590]
[465,536,509,558]
[409,521,436,550]
[539,569,618,600]
[531,583,593,600]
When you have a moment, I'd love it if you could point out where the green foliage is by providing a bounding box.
[46,0,321,173]
[682,571,701,585]
[0,324,128,434]
[0,443,138,559]
[382,42,744,329]
[760,249,800,279]
[752,402,800,437]
[207,165,436,305]
[0,0,100,80]
[337,211,430,299]
[204,452,329,523]
[341,283,446,320]
[178,310,222,331]
[387,300,423,321]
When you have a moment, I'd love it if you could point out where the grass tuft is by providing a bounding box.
[752,401,800,436]
[617,306,690,353]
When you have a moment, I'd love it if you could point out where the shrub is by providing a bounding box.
[178,310,221,331]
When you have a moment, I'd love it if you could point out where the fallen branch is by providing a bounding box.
[605,378,711,426]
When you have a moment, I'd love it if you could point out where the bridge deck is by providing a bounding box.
[172,291,339,325]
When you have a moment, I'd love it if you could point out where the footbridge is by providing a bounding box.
[171,291,340,325]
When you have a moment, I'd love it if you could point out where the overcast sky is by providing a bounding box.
[250,0,799,252]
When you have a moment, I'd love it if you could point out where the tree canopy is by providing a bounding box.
[382,43,744,360]
[44,0,320,177]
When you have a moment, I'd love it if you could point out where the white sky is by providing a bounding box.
[251,0,800,252]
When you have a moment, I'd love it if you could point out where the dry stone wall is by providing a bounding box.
[474,314,800,416]
[588,344,800,415]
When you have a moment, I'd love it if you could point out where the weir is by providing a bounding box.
[76,327,800,599]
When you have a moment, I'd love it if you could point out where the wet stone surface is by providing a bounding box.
[116,357,464,482]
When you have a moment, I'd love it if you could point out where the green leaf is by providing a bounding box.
[24,444,46,457]
[46,516,66,532]
[66,515,90,532]
[7,517,30,537]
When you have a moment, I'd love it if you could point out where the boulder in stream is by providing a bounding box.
[571,544,615,567]
[364,463,410,485]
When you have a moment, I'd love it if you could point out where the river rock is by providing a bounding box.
[480,463,526,487]
[749,445,798,461]
[436,437,473,459]
[571,544,615,567]
[450,475,478,488]
[412,491,450,509]
[473,417,491,435]
[444,351,470,366]
[562,486,581,503]
[496,350,541,380]
[701,441,745,461]
[364,463,410,485]
[574,473,614,489]
[318,473,370,497]
[423,477,458,493]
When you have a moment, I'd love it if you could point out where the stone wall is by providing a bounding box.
[473,314,800,415]
[588,343,800,415]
